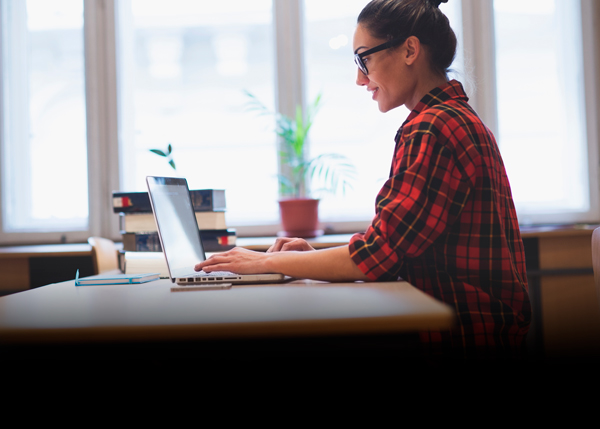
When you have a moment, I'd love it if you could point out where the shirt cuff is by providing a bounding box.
[349,227,403,281]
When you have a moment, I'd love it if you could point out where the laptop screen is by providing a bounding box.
[146,176,206,280]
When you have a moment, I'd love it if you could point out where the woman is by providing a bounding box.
[196,0,531,359]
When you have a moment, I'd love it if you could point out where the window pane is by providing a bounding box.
[303,0,463,223]
[494,0,588,222]
[1,0,88,232]
[117,0,277,226]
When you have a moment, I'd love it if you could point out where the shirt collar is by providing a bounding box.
[403,79,469,126]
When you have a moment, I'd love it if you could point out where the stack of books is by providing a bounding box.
[113,189,236,276]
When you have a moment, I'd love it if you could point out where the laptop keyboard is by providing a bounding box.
[195,270,235,277]
[178,270,242,283]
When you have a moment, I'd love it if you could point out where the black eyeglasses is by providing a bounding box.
[354,37,406,75]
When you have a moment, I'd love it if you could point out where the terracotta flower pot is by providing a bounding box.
[278,198,323,238]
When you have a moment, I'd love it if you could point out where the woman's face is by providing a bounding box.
[353,24,415,112]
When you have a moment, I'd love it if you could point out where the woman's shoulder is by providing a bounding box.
[402,98,494,168]
[407,80,480,127]
[405,99,481,136]
[400,80,492,149]
[424,97,478,121]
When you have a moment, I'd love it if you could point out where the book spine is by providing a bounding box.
[118,213,157,233]
[200,229,237,252]
[122,232,163,252]
[121,229,236,252]
[113,189,226,213]
[119,211,227,232]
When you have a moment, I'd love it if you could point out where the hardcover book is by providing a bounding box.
[113,189,226,213]
[121,229,236,252]
[119,211,227,232]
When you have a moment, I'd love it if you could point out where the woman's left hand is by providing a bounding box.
[267,237,315,253]
[194,247,271,275]
[195,244,369,282]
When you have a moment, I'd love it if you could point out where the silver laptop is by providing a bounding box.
[146,176,286,286]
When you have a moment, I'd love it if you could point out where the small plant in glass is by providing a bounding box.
[149,143,176,171]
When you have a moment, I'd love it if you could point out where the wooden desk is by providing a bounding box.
[0,279,454,359]
[3,226,599,358]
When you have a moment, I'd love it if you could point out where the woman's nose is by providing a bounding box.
[356,68,369,86]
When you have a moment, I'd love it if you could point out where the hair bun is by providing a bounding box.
[430,0,449,7]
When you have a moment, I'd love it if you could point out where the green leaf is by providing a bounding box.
[168,159,176,170]
[150,149,167,157]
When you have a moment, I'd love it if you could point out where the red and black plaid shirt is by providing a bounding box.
[349,80,531,358]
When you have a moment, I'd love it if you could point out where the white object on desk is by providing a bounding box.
[124,251,169,278]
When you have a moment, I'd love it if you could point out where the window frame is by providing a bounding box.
[1,0,599,245]
[0,0,111,245]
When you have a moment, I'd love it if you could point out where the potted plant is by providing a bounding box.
[245,91,356,237]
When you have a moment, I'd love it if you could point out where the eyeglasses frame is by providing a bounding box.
[354,37,407,75]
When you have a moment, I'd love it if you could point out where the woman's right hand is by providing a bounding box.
[267,237,315,253]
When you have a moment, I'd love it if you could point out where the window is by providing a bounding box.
[115,0,279,229]
[492,0,598,224]
[1,0,599,245]
[1,0,89,241]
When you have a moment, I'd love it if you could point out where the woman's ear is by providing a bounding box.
[404,36,421,65]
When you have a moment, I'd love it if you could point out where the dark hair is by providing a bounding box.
[357,0,457,77]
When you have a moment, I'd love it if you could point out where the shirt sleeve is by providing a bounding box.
[349,128,475,281]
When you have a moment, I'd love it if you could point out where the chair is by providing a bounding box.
[88,236,119,274]
[591,227,600,309]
